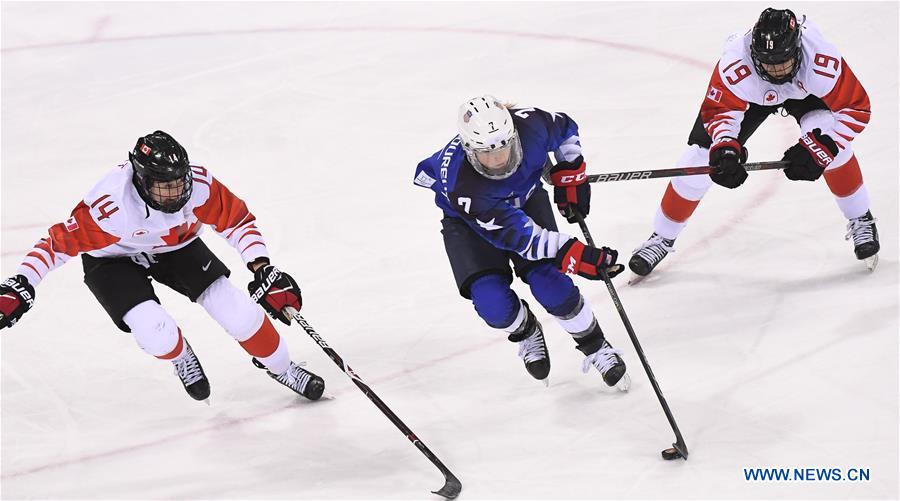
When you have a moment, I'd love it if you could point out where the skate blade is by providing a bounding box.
[615,373,632,392]
[540,377,550,388]
[864,254,879,272]
[627,272,653,286]
[203,399,210,406]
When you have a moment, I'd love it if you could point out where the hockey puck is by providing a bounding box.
[661,447,682,460]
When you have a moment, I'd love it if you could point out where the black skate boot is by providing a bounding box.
[574,325,630,391]
[172,340,210,401]
[253,358,325,401]
[628,233,675,277]
[507,301,550,382]
[845,211,879,270]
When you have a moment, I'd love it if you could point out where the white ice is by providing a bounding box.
[1,2,897,499]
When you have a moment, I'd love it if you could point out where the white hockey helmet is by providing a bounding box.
[457,95,523,180]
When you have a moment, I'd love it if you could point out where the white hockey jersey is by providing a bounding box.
[17,162,269,287]
[700,17,870,150]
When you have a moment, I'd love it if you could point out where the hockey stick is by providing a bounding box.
[586,160,788,183]
[283,307,462,499]
[570,212,689,461]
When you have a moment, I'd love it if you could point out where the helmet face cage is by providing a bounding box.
[137,168,193,213]
[751,8,802,84]
[129,131,193,213]
[463,132,523,180]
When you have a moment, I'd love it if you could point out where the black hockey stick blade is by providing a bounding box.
[433,471,463,499]
[662,437,689,461]
[673,437,689,459]
[586,160,788,183]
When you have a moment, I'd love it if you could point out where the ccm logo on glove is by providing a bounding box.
[556,172,587,184]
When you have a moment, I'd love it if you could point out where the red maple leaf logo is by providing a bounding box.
[155,221,201,248]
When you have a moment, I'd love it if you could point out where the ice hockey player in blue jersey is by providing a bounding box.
[414,95,630,390]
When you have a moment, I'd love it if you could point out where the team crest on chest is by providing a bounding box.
[764,90,778,104]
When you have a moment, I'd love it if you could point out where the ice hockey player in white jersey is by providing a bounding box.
[0,130,325,402]
[628,8,879,276]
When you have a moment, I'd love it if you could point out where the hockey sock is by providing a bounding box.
[551,295,605,354]
[653,145,713,239]
[660,182,701,224]
[239,316,289,373]
[252,331,290,376]
[197,276,290,373]
[157,329,187,360]
[501,301,528,337]
[823,155,870,219]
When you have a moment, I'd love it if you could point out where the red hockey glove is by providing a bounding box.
[547,155,590,223]
[248,265,302,325]
[0,275,36,329]
[709,138,748,189]
[554,238,624,280]
[782,128,838,181]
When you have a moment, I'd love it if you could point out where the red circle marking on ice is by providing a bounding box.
[1,25,708,69]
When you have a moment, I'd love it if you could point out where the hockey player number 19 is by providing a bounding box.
[725,64,752,85]
[813,53,840,79]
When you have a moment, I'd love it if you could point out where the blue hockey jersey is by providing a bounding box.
[414,107,582,261]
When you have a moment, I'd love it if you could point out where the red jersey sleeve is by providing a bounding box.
[820,59,871,145]
[699,60,751,144]
[17,201,120,286]
[193,177,269,265]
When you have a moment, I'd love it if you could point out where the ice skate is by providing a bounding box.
[253,358,325,401]
[582,340,630,391]
[172,340,210,402]
[845,210,879,271]
[628,233,675,280]
[509,301,551,385]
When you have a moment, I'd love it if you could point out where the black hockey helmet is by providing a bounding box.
[129,130,193,213]
[751,8,802,84]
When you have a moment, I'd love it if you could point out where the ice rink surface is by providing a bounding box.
[1,2,898,499]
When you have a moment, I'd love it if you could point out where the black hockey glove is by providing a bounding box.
[547,155,590,223]
[555,238,624,280]
[782,128,838,181]
[709,138,748,189]
[248,264,302,325]
[0,275,36,329]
